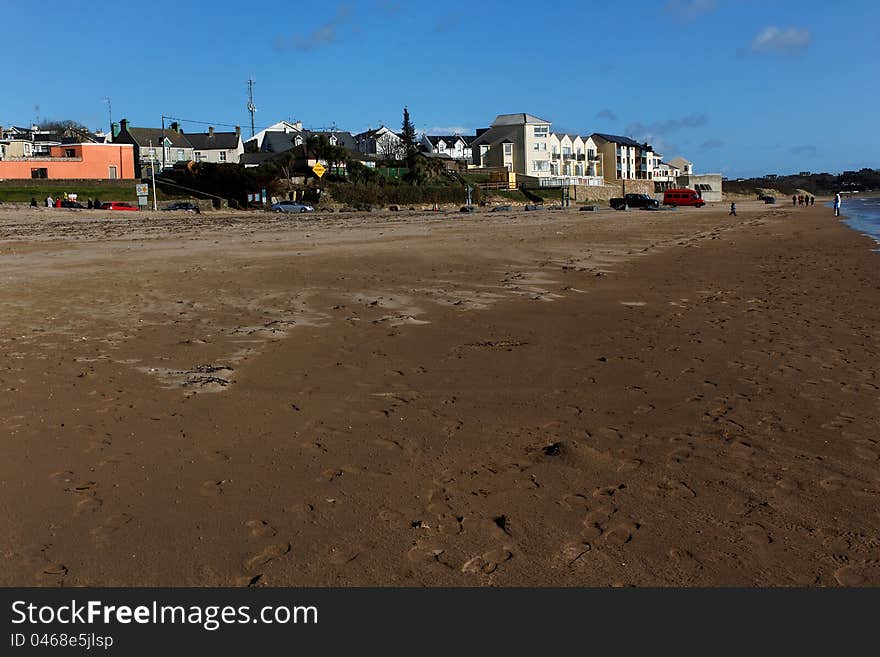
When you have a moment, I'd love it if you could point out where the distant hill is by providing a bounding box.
[724,168,879,196]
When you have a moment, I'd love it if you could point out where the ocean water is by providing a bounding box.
[837,196,880,245]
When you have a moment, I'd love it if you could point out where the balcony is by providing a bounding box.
[562,153,573,160]
[576,154,586,161]
[551,153,561,160]
[588,154,600,161]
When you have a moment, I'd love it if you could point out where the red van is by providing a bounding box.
[663,188,705,207]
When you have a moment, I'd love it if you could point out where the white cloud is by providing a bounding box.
[427,126,472,135]
[750,26,812,54]
[275,5,353,52]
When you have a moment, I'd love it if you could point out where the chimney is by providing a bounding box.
[119,118,128,134]
[234,125,241,137]
[111,122,120,140]
[208,126,214,138]
[170,121,180,132]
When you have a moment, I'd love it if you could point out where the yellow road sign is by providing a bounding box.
[312,163,326,178]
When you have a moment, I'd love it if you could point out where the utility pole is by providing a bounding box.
[161,114,166,171]
[247,79,257,138]
[103,97,112,135]
[149,140,158,211]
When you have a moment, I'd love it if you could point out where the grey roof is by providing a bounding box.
[469,123,520,148]
[592,133,651,149]
[186,131,241,151]
[301,130,357,150]
[33,133,62,142]
[426,135,470,147]
[123,127,192,149]
[491,113,550,126]
[667,156,693,168]
[261,131,296,153]
[354,126,400,140]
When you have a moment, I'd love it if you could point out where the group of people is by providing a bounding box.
[792,194,815,207]
[32,195,104,209]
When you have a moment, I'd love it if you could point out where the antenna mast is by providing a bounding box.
[247,79,257,138]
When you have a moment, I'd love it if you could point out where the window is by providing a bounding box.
[531,160,549,172]
[533,126,549,137]
[219,151,227,162]
[503,143,512,155]
[195,152,204,162]
[177,149,184,161]
[534,142,540,151]
[31,167,48,179]
[149,148,156,158]
[65,148,76,158]
[562,147,571,156]
[108,166,117,179]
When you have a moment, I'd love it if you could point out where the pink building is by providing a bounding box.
[0,143,135,180]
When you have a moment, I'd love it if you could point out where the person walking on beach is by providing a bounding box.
[810,196,815,206]
[834,193,842,217]
[792,195,797,206]
[46,195,54,208]
[30,197,38,208]
[729,202,737,217]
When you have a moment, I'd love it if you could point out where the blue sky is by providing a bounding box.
[2,0,877,177]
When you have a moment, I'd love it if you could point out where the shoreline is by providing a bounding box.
[1,201,879,586]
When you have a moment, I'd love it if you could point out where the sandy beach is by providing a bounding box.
[1,200,878,587]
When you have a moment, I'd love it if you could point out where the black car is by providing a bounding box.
[60,200,85,209]
[763,196,776,204]
[163,202,200,212]
[490,205,512,212]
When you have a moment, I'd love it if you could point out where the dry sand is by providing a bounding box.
[1,200,878,587]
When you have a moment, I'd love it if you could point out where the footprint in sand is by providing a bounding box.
[91,513,134,546]
[35,562,69,586]
[604,521,640,546]
[654,479,697,499]
[559,541,592,566]
[461,547,513,575]
[244,543,291,572]
[406,541,454,570]
[833,565,866,587]
[200,479,230,496]
[741,524,772,546]
[245,520,278,539]
[328,545,364,565]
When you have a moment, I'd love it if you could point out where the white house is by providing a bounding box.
[354,126,403,158]
[244,120,303,152]
[421,134,474,163]
[187,126,244,164]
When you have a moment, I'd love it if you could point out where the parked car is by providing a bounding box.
[60,200,85,209]
[662,189,706,207]
[271,201,314,213]
[524,203,544,211]
[99,202,138,211]
[609,194,660,210]
[762,196,777,204]
[490,205,512,212]
[459,205,475,213]
[163,202,200,213]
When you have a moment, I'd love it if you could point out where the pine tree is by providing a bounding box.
[401,106,418,167]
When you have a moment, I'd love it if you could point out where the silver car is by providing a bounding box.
[271,201,315,213]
